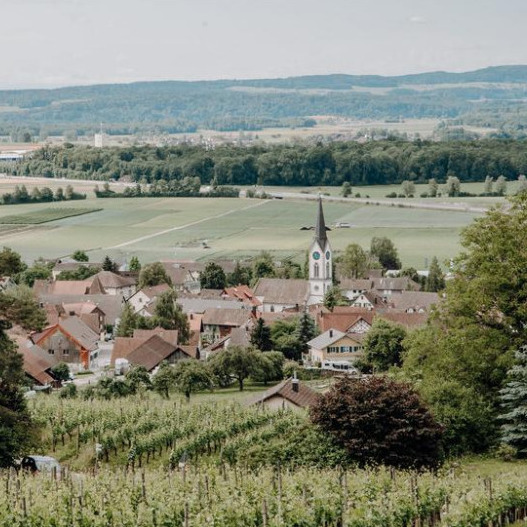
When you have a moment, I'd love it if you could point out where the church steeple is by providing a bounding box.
[308,197,332,305]
[315,197,327,248]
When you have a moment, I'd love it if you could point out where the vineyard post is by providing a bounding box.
[184,502,189,527]
[277,462,283,524]
[262,498,268,527]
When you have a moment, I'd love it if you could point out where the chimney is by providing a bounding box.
[292,371,299,393]
[329,329,333,338]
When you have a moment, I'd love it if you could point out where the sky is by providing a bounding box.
[2,0,527,89]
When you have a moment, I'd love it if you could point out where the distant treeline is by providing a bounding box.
[94,179,239,198]
[6,139,527,187]
[1,184,86,205]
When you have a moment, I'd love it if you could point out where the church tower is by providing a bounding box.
[308,198,332,304]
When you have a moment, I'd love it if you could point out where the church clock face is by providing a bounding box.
[326,251,331,260]
[312,251,321,260]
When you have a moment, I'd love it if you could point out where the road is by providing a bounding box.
[267,191,492,214]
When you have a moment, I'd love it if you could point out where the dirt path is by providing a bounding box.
[102,199,269,250]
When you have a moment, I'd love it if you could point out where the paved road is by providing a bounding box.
[267,191,492,214]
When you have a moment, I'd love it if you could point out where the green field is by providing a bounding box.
[0,192,484,268]
[0,207,101,224]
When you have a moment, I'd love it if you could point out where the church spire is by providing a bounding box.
[315,196,327,247]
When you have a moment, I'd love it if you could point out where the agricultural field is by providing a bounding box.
[0,182,486,267]
[0,207,101,224]
[9,392,527,527]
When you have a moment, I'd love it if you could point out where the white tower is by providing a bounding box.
[308,197,332,304]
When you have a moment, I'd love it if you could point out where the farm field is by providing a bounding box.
[11,390,527,527]
[0,192,482,268]
[0,207,101,224]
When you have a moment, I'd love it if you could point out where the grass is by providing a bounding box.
[0,194,481,268]
[0,207,102,224]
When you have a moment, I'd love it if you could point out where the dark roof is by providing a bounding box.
[315,197,328,248]
[39,294,124,324]
[252,378,321,409]
[126,335,179,371]
[389,291,440,312]
[93,271,136,289]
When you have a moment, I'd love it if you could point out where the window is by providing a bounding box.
[62,349,69,356]
[48,349,54,355]
[314,263,319,278]
[326,262,330,277]
[328,346,339,353]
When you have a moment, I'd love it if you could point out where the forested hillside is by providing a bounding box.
[1,66,527,137]
[8,139,527,186]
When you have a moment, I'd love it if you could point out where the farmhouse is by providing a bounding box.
[31,316,99,370]
[254,278,309,312]
[250,377,321,410]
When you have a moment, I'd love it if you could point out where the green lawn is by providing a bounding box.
[0,207,101,224]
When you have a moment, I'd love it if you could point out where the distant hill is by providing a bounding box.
[1,65,527,138]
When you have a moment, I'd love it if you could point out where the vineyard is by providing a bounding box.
[29,394,339,470]
[10,395,526,526]
[2,461,527,526]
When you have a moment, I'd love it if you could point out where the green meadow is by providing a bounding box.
[0,187,486,268]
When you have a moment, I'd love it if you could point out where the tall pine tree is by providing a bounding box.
[500,345,527,455]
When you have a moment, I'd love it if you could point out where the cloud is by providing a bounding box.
[408,15,427,24]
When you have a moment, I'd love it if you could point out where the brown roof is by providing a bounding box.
[111,337,145,365]
[126,335,178,371]
[80,313,101,334]
[93,271,136,289]
[49,280,93,295]
[188,313,203,332]
[389,291,440,312]
[39,294,124,324]
[19,345,55,386]
[227,326,252,348]
[133,327,178,347]
[252,378,321,409]
[135,284,171,300]
[253,278,309,306]
[376,311,428,329]
[43,304,62,326]
[202,308,251,327]
[317,307,376,332]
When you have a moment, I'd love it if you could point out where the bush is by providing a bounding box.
[310,376,444,469]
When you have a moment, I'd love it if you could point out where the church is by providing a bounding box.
[307,197,332,305]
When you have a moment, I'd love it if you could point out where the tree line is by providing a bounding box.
[5,139,527,187]
[1,184,85,205]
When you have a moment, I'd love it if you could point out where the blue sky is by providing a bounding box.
[2,0,527,88]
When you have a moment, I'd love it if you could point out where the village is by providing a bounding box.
[4,198,441,409]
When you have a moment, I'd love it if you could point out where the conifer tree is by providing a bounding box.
[250,318,272,351]
[500,346,527,455]
[295,310,317,353]
[425,256,445,292]
[116,302,137,337]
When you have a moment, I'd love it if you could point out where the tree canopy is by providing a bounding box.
[310,376,443,470]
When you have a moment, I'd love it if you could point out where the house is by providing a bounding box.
[315,306,375,333]
[110,327,197,371]
[61,302,106,333]
[222,285,261,308]
[372,277,420,298]
[388,291,440,313]
[30,316,100,371]
[250,377,321,410]
[39,294,124,327]
[128,284,172,316]
[202,308,252,343]
[339,278,373,300]
[253,278,309,313]
[307,328,365,369]
[20,344,58,387]
[349,291,387,310]
[91,271,136,298]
